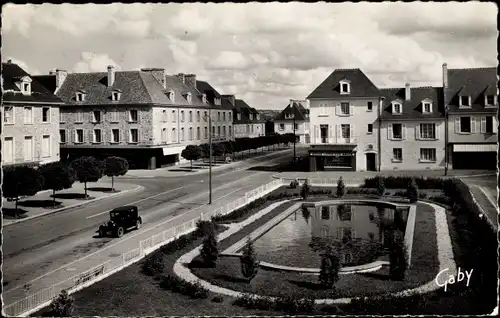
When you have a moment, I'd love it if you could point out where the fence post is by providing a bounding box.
[200,212,204,221]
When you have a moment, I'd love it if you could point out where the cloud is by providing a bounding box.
[72,52,121,73]
[1,2,496,109]
[4,56,40,75]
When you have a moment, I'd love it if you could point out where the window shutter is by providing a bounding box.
[454,117,460,133]
[387,124,392,140]
[350,104,354,116]
[436,123,440,139]
[336,124,341,142]
[415,124,420,140]
[335,104,339,116]
[73,130,77,143]
[350,124,355,138]
[480,116,486,133]
[329,125,334,142]
[101,111,105,122]
[401,123,406,140]
[315,125,319,143]
[471,117,476,133]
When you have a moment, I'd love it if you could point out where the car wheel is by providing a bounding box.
[136,220,141,230]
[116,227,124,238]
[99,228,105,238]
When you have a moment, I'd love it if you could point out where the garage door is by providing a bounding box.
[453,152,497,170]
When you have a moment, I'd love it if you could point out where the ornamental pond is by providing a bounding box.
[242,202,410,269]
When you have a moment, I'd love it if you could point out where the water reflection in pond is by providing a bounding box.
[249,203,409,268]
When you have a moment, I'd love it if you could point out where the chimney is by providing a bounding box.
[7,59,12,64]
[405,83,411,101]
[177,73,185,84]
[55,69,68,90]
[107,65,115,87]
[442,63,448,88]
[185,74,196,88]
[141,68,167,89]
[222,94,235,105]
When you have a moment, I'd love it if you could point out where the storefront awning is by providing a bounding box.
[309,152,356,157]
[310,144,357,152]
[162,146,186,156]
[453,144,497,152]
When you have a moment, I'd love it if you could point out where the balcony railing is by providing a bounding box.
[314,137,358,145]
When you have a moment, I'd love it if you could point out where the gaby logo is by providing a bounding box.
[435,267,473,292]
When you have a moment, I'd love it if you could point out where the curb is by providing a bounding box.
[272,173,496,182]
[3,185,145,227]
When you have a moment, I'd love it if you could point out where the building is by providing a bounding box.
[274,99,310,143]
[307,69,381,171]
[221,95,266,138]
[379,85,446,171]
[256,109,281,136]
[1,60,64,167]
[443,64,498,170]
[35,66,231,169]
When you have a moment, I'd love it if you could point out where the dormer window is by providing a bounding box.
[201,93,207,104]
[112,89,122,102]
[19,76,32,95]
[256,114,260,120]
[76,91,86,102]
[168,90,175,103]
[392,101,402,114]
[485,95,496,106]
[459,95,471,107]
[422,99,433,114]
[250,114,254,120]
[339,79,351,95]
[183,92,192,104]
[237,113,241,120]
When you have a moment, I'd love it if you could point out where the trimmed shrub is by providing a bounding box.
[290,179,299,189]
[319,247,341,289]
[376,177,386,196]
[240,238,260,282]
[429,195,452,206]
[212,197,268,222]
[211,295,224,303]
[389,234,408,281]
[200,231,219,267]
[142,253,165,276]
[300,179,311,200]
[233,294,315,314]
[418,192,428,199]
[49,290,74,317]
[160,275,209,299]
[407,178,419,203]
[364,176,445,189]
[336,177,346,198]
[196,220,215,237]
[346,188,379,196]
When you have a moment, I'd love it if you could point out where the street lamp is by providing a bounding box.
[291,104,297,162]
[203,113,213,204]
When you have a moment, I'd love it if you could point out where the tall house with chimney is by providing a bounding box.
[274,99,310,143]
[442,64,498,170]
[307,69,381,172]
[221,94,266,138]
[34,66,231,169]
[379,84,446,171]
[2,60,64,167]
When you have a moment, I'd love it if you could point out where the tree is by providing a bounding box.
[200,231,219,267]
[2,166,44,216]
[103,156,129,192]
[181,145,202,170]
[200,143,210,163]
[50,289,74,317]
[301,179,310,200]
[319,246,341,289]
[407,178,419,203]
[69,156,103,199]
[336,176,346,198]
[212,142,226,163]
[39,162,75,207]
[240,238,260,282]
[389,234,408,280]
[375,176,386,197]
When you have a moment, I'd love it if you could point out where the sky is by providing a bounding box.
[2,2,497,110]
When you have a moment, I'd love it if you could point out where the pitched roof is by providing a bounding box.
[445,67,497,112]
[307,68,380,99]
[2,62,63,104]
[380,86,445,120]
[257,109,281,121]
[275,102,310,121]
[196,80,221,100]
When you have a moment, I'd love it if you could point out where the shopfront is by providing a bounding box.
[309,145,357,171]
[451,143,497,170]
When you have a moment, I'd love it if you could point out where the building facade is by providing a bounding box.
[221,95,266,139]
[2,61,63,167]
[35,66,230,169]
[274,100,310,143]
[307,69,381,171]
[443,64,498,170]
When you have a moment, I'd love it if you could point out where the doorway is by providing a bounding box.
[366,153,376,171]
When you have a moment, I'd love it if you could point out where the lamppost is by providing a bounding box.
[291,104,297,162]
[203,113,213,204]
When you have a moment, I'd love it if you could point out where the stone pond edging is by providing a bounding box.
[173,199,456,305]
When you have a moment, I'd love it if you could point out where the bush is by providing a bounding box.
[290,179,299,189]
[389,234,408,281]
[200,231,219,267]
[376,177,386,196]
[429,195,452,206]
[212,197,268,222]
[319,247,341,289]
[196,220,215,237]
[418,192,428,199]
[300,179,311,200]
[233,294,315,314]
[240,238,260,282]
[142,253,165,276]
[346,188,379,196]
[336,177,346,198]
[394,191,407,197]
[160,275,209,299]
[364,176,445,189]
[211,295,224,303]
[49,290,74,317]
[407,178,419,203]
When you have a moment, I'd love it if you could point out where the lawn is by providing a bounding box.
[190,202,440,299]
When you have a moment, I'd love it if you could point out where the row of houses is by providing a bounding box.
[270,64,497,171]
[1,61,266,169]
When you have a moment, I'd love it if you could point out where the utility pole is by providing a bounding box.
[208,113,212,204]
[292,103,297,162]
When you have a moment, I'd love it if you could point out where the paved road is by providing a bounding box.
[2,148,307,294]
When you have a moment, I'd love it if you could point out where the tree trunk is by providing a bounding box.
[53,189,57,207]
[190,160,193,170]
[15,198,19,218]
[111,176,115,192]
[84,182,88,199]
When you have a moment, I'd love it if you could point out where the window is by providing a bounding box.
[393,148,402,162]
[4,106,14,124]
[341,124,350,138]
[367,101,373,111]
[76,93,85,102]
[189,127,193,140]
[181,110,185,122]
[3,137,14,163]
[460,117,471,133]
[223,126,226,137]
[392,123,402,139]
[237,113,241,120]
[229,126,232,136]
[60,112,66,123]
[197,127,200,140]
[257,114,260,120]
[75,129,84,143]
[486,95,495,105]
[319,104,328,116]
[197,111,200,122]
[24,107,33,124]
[23,82,30,93]
[186,92,192,103]
[392,103,402,114]
[60,130,67,143]
[485,116,494,134]
[420,148,436,162]
[112,91,121,101]
[460,96,470,107]
[24,136,34,161]
[110,111,119,122]
[172,110,176,122]
[321,206,330,220]
[162,110,167,122]
[129,129,139,143]
[217,126,221,137]
[172,128,177,142]
[204,127,208,139]
[76,112,84,123]
[340,102,350,115]
[250,114,253,120]
[294,123,299,130]
[223,112,226,121]
[93,129,102,143]
[423,103,432,113]
[189,111,193,122]
[279,123,285,130]
[169,91,175,103]
[218,112,221,121]
[129,109,138,122]
[161,128,167,143]
[92,110,101,123]
[420,123,436,139]
[213,126,216,135]
[111,129,120,143]
[340,82,350,94]
[42,107,50,123]
[181,128,185,141]
[367,124,373,134]
[204,111,208,121]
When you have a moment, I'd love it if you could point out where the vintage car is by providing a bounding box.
[98,205,142,238]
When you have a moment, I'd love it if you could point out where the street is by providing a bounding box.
[2,148,307,297]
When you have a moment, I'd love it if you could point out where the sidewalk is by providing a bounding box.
[2,182,144,227]
[125,146,293,178]
[468,185,498,232]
